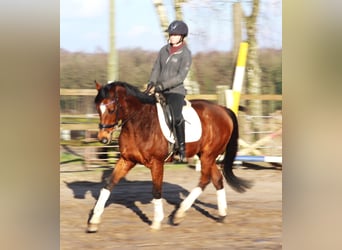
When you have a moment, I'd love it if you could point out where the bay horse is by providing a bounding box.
[87,80,252,232]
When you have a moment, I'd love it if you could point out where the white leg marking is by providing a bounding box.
[150,198,164,230]
[178,187,202,215]
[89,188,111,224]
[217,188,227,217]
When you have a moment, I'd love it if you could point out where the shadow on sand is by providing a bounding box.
[63,168,223,226]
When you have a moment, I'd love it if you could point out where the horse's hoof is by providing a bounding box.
[86,223,99,233]
[173,211,186,225]
[173,216,184,225]
[217,215,226,223]
[150,221,161,231]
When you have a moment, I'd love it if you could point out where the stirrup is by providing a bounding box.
[179,155,187,163]
[173,151,187,163]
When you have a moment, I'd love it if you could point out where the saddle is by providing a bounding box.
[155,93,202,144]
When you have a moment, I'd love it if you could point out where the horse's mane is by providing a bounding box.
[95,81,156,104]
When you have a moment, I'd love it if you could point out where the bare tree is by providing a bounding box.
[174,0,186,19]
[173,0,200,94]
[152,0,170,40]
[242,0,263,139]
[152,0,200,94]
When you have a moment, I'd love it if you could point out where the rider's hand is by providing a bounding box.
[155,82,164,93]
[144,82,155,95]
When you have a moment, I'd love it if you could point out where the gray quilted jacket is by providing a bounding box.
[149,43,192,96]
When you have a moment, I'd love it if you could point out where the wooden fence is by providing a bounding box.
[60,88,282,167]
[60,88,282,100]
[60,88,281,129]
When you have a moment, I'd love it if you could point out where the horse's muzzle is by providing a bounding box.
[99,136,112,144]
[100,137,108,144]
[98,130,112,145]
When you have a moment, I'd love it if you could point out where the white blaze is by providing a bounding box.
[100,104,106,114]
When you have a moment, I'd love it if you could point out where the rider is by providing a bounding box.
[146,20,192,162]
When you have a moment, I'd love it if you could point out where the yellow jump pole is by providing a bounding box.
[225,42,248,115]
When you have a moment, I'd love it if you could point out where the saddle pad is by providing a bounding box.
[156,102,202,144]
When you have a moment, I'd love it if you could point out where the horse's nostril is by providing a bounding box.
[100,138,108,144]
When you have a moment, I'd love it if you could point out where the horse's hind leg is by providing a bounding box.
[87,158,135,233]
[211,164,228,222]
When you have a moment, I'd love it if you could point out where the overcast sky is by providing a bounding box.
[60,0,282,54]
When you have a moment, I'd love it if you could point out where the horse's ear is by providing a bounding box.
[95,80,102,90]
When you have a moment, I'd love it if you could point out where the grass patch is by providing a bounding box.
[60,117,98,124]
[60,152,83,164]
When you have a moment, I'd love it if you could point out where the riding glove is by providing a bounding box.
[155,82,164,93]
[147,81,155,89]
[144,82,155,95]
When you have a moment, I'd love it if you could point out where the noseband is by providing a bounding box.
[99,123,117,129]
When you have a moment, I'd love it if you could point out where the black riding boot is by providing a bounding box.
[175,120,186,162]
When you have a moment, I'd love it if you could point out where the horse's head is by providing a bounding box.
[94,81,124,144]
[94,80,156,144]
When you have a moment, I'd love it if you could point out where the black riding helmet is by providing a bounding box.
[166,20,188,37]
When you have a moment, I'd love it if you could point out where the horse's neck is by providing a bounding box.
[123,102,157,128]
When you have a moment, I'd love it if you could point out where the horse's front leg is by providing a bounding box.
[150,161,165,230]
[87,158,135,233]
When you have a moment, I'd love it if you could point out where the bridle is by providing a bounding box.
[98,90,138,130]
[98,94,121,130]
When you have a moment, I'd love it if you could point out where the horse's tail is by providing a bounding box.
[222,108,253,193]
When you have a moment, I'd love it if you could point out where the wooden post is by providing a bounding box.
[108,0,118,82]
[233,3,242,61]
